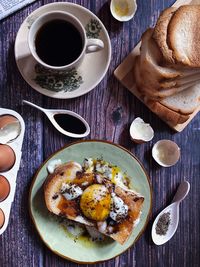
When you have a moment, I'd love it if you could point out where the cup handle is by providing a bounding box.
[86,38,104,53]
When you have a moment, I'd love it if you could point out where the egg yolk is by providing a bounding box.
[80,184,111,221]
[114,2,129,17]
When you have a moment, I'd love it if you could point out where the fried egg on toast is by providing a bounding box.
[44,160,144,244]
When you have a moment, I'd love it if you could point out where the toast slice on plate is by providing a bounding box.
[44,161,144,245]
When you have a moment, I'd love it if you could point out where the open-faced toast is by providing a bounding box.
[44,160,144,245]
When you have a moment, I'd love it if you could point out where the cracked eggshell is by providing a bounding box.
[0,115,21,144]
[130,117,154,144]
[110,0,137,22]
[152,140,180,167]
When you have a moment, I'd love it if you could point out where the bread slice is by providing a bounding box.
[44,161,144,245]
[146,100,190,125]
[140,29,200,91]
[140,28,181,82]
[152,7,177,64]
[109,186,144,244]
[135,55,199,100]
[162,72,200,88]
[44,161,94,225]
[144,81,198,100]
[133,64,191,124]
[168,5,200,67]
[160,83,200,114]
[133,81,190,125]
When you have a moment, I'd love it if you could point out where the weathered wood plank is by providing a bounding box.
[0,0,200,266]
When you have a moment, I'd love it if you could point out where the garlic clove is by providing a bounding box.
[130,117,154,143]
[152,140,180,167]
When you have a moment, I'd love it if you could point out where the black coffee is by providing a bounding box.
[35,19,83,66]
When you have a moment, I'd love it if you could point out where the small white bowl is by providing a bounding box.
[110,0,137,22]
[152,140,180,167]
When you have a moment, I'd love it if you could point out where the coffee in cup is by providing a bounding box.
[28,11,104,70]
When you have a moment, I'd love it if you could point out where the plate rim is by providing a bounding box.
[29,140,152,264]
[14,2,112,99]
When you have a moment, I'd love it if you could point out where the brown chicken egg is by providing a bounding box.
[0,115,18,128]
[0,144,16,172]
[0,208,5,229]
[0,175,10,202]
[80,184,111,221]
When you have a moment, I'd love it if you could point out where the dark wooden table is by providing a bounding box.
[0,0,200,266]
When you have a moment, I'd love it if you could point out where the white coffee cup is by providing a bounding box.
[28,11,104,70]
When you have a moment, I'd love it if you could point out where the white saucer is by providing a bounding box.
[15,2,111,99]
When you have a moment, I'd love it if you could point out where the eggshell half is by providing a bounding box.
[0,115,21,144]
[0,115,18,128]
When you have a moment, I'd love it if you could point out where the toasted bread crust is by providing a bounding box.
[44,161,82,217]
[140,28,181,80]
[153,7,177,64]
[146,100,190,125]
[110,186,144,244]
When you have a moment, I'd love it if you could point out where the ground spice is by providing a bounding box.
[155,212,171,235]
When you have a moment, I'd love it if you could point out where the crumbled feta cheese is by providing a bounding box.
[110,193,128,222]
[83,158,94,172]
[61,183,83,200]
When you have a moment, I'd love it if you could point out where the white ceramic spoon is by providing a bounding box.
[152,180,190,245]
[110,0,137,22]
[22,100,90,138]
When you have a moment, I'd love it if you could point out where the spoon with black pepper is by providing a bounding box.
[22,100,90,138]
[151,180,190,245]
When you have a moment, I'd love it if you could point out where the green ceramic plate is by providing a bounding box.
[29,140,152,263]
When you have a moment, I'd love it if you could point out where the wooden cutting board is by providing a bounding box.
[114,0,200,132]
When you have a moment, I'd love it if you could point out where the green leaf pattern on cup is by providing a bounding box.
[85,19,102,38]
[33,19,102,92]
[34,64,83,92]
